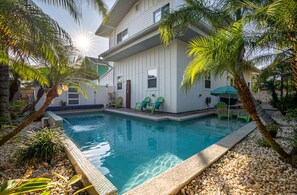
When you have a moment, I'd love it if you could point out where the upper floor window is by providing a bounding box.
[153,4,170,23]
[204,74,211,89]
[148,69,157,88]
[117,29,128,44]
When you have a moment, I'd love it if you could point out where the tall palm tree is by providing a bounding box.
[240,0,297,89]
[180,21,296,166]
[0,50,98,146]
[159,0,277,125]
[0,0,107,122]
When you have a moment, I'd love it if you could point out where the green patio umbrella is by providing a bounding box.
[211,86,238,121]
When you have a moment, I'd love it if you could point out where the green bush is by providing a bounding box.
[267,124,280,138]
[9,100,26,119]
[256,137,271,147]
[16,128,62,164]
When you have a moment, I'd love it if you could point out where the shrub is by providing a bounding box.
[16,128,62,164]
[256,138,271,147]
[267,124,280,138]
[9,100,26,119]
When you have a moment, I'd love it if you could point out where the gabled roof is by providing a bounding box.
[95,0,138,37]
[84,57,112,79]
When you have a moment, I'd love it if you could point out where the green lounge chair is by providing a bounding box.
[110,96,122,108]
[146,97,164,113]
[237,111,251,122]
[135,97,151,111]
[216,102,232,120]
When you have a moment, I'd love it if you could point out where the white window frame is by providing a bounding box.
[153,3,170,23]
[117,75,123,91]
[204,74,211,89]
[117,29,128,44]
[147,68,158,89]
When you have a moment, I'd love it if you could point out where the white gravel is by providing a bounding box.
[178,112,297,195]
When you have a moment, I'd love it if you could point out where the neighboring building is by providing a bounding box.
[97,0,258,113]
[35,57,113,110]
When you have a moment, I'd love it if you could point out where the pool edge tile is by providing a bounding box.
[47,111,118,195]
[123,122,256,195]
[62,135,118,195]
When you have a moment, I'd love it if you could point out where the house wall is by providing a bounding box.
[34,85,113,110]
[175,40,255,113]
[109,0,176,48]
[99,68,114,87]
[113,40,178,113]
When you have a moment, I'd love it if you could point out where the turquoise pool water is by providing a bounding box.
[62,112,246,194]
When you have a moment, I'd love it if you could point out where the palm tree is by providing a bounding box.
[240,0,297,89]
[179,21,295,166]
[0,0,107,122]
[0,51,98,146]
[159,0,277,125]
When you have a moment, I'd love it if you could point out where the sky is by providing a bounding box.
[34,0,116,58]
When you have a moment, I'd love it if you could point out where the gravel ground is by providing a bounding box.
[0,122,87,194]
[178,112,297,195]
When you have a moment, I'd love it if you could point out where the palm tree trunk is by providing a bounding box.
[0,62,11,122]
[293,54,297,89]
[0,86,57,146]
[234,79,296,167]
[253,97,278,125]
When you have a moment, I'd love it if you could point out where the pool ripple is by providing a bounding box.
[62,112,246,194]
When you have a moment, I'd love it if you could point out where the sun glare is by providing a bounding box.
[74,34,91,52]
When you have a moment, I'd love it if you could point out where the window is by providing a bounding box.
[230,78,235,86]
[148,69,157,88]
[117,75,123,90]
[153,4,170,23]
[204,74,211,89]
[117,29,128,44]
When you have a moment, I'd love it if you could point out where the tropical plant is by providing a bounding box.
[16,128,62,164]
[0,0,107,123]
[240,0,297,89]
[159,1,296,166]
[159,0,277,126]
[0,178,54,195]
[0,172,92,195]
[0,52,98,146]
[53,172,92,195]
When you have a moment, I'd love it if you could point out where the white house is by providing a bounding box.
[97,0,257,113]
[35,57,114,110]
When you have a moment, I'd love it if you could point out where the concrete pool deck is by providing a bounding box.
[47,109,257,195]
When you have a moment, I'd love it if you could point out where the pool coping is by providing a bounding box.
[47,110,256,195]
[46,111,118,195]
[123,122,256,195]
[105,109,216,122]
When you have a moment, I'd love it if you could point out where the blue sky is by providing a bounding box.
[34,0,116,57]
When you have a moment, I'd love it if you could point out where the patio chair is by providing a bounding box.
[110,96,122,108]
[146,97,164,113]
[237,111,251,122]
[135,97,151,111]
[216,102,232,120]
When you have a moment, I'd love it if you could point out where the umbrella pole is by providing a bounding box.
[228,93,230,126]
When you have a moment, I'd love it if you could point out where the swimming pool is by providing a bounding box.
[62,112,246,194]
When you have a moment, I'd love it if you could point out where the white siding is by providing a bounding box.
[175,40,255,113]
[99,69,114,87]
[113,40,178,113]
[109,0,174,48]
[35,85,112,110]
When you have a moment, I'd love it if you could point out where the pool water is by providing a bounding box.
[62,112,246,194]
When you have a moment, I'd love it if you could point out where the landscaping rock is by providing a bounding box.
[178,112,297,194]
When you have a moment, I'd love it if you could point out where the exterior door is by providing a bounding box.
[126,80,131,108]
